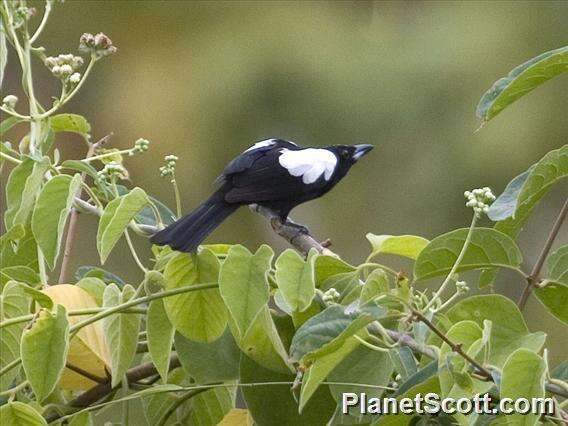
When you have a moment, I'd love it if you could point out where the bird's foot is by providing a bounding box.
[283,219,310,234]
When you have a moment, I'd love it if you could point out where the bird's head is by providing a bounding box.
[331,143,374,167]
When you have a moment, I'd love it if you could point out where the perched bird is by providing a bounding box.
[150,138,373,252]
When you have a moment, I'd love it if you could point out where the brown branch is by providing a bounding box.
[58,135,111,283]
[65,363,106,384]
[250,204,338,257]
[518,197,568,311]
[411,310,493,379]
[45,355,181,422]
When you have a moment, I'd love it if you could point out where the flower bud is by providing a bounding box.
[2,95,18,109]
[69,73,81,84]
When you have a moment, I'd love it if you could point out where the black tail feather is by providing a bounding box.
[150,192,238,252]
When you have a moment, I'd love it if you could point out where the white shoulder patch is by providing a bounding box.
[278,148,337,184]
[244,139,277,153]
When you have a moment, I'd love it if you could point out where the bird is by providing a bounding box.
[150,138,374,252]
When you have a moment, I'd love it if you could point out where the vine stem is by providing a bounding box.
[518,197,568,311]
[0,151,23,164]
[424,213,478,311]
[0,105,30,120]
[29,0,53,44]
[124,229,148,274]
[172,178,182,218]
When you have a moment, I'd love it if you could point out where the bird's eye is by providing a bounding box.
[341,150,350,159]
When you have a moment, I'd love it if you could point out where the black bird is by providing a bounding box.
[150,139,373,252]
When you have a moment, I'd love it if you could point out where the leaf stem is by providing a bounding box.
[124,229,148,274]
[0,105,30,120]
[518,197,568,311]
[424,213,477,311]
[172,178,182,218]
[0,151,22,164]
[29,0,53,44]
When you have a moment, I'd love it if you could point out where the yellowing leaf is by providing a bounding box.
[366,234,429,260]
[218,409,252,426]
[43,284,110,390]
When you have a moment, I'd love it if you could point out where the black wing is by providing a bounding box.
[223,145,329,204]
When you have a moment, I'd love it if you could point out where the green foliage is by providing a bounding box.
[97,187,150,263]
[102,284,141,387]
[0,8,566,425]
[147,299,175,382]
[21,305,69,401]
[414,228,522,281]
[500,349,546,426]
[32,174,82,268]
[476,45,568,123]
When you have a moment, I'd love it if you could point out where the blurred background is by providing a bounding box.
[3,1,567,362]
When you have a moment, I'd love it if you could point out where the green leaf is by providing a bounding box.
[75,266,124,286]
[240,353,336,425]
[96,187,150,263]
[438,320,486,398]
[21,284,53,309]
[135,195,177,227]
[185,386,236,426]
[0,282,29,391]
[50,113,91,136]
[395,361,438,396]
[414,227,522,281]
[4,157,50,229]
[314,255,356,288]
[76,277,106,305]
[102,284,141,387]
[500,349,546,426]
[163,249,227,343]
[444,295,546,368]
[0,402,47,426]
[299,336,360,411]
[147,299,175,382]
[0,266,40,286]
[546,245,568,284]
[289,302,386,364]
[21,305,70,401]
[328,345,393,420]
[360,269,389,305]
[0,225,38,270]
[389,347,417,381]
[487,170,530,221]
[476,46,568,123]
[534,281,568,325]
[175,329,240,382]
[141,370,186,425]
[219,245,273,338]
[275,248,316,312]
[60,160,99,180]
[32,174,81,268]
[0,224,25,248]
[366,234,429,260]
[495,145,567,239]
[0,117,25,135]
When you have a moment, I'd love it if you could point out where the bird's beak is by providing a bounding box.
[352,144,374,161]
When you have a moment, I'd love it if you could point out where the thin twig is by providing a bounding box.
[58,142,99,283]
[411,309,492,379]
[518,197,568,311]
[29,0,53,44]
[66,363,106,384]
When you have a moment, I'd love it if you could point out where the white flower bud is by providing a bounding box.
[59,64,73,75]
[2,95,18,108]
[69,73,81,83]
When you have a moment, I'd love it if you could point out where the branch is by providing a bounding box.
[250,205,338,257]
[45,355,181,422]
[518,197,568,311]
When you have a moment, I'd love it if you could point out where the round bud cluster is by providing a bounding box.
[2,95,18,109]
[44,54,84,83]
[131,138,150,155]
[12,5,35,28]
[159,155,178,179]
[455,280,469,295]
[97,162,126,181]
[79,33,118,58]
[464,187,495,216]
[322,288,341,304]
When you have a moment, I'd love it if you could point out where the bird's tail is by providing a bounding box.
[150,191,238,252]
